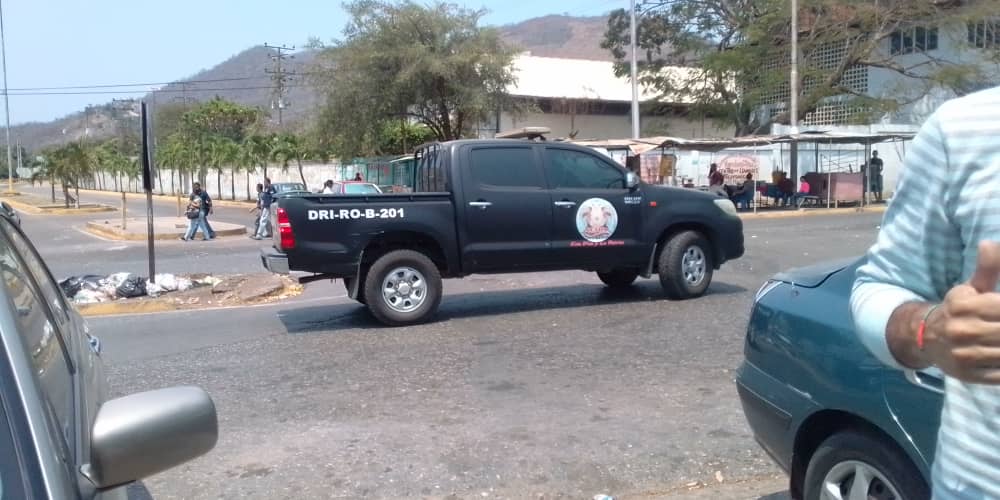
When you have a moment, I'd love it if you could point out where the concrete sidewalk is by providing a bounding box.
[738,204,886,219]
[84,216,247,240]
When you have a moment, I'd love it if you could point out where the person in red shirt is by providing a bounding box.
[792,176,812,207]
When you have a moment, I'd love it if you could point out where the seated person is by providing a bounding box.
[730,173,755,209]
[792,176,814,207]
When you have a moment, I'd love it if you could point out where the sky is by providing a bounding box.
[3,0,619,125]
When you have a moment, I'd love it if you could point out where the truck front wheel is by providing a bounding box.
[597,269,639,288]
[363,250,443,326]
[658,231,713,299]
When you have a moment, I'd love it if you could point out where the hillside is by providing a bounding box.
[500,15,610,60]
[12,14,612,151]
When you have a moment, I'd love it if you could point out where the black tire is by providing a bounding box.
[597,269,639,288]
[658,230,713,299]
[363,250,442,326]
[804,429,929,500]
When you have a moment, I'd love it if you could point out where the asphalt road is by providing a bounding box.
[37,208,884,499]
[14,184,267,279]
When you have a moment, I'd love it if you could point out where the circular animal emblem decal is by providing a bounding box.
[576,198,618,243]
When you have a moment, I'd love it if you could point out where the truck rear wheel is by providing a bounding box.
[363,250,442,326]
[597,269,639,288]
[658,231,713,299]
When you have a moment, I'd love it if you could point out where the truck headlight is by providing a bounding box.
[713,198,738,217]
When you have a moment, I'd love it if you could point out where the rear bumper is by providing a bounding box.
[260,249,290,274]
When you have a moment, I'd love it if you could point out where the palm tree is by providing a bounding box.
[205,137,238,200]
[270,133,310,189]
[46,142,94,208]
[242,134,272,180]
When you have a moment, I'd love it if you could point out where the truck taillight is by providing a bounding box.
[276,207,295,249]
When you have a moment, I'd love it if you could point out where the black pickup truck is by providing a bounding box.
[261,139,744,325]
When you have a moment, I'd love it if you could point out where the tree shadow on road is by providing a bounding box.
[278,280,747,335]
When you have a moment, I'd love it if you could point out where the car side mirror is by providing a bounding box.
[626,172,640,190]
[81,386,218,490]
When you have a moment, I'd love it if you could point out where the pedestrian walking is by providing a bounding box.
[249,183,268,237]
[252,178,276,240]
[181,196,209,241]
[852,87,1000,499]
[188,182,215,241]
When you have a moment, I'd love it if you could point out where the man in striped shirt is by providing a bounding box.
[852,87,1000,498]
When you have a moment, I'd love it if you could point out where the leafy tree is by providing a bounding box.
[313,0,517,156]
[178,98,261,184]
[602,0,1000,135]
[378,122,436,155]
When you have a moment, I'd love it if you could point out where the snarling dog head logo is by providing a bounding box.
[576,198,618,243]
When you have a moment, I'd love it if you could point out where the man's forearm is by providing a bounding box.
[886,301,937,370]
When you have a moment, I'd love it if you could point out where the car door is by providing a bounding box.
[882,366,944,471]
[0,221,82,499]
[460,144,553,272]
[542,146,644,267]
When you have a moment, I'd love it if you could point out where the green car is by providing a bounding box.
[737,257,943,500]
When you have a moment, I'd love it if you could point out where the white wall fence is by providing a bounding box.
[80,161,397,200]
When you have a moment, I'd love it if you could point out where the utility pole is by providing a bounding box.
[629,0,640,140]
[264,43,296,127]
[0,0,11,193]
[789,0,800,181]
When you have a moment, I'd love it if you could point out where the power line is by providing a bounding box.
[4,84,311,97]
[4,75,273,92]
[264,43,296,126]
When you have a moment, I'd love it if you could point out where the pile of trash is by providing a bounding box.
[57,272,215,304]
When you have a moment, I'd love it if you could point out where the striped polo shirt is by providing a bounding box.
[852,86,1000,499]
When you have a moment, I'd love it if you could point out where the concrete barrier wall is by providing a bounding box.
[88,161,395,200]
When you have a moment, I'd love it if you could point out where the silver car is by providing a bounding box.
[0,212,217,499]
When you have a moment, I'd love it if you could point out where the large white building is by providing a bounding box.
[479,54,734,140]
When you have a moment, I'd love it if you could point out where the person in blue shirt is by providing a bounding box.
[181,182,215,241]
[252,178,276,240]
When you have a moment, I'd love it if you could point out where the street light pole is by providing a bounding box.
[629,0,640,140]
[788,0,800,182]
[0,0,12,193]
[789,0,799,132]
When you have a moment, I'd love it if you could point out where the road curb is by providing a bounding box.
[4,197,117,215]
[83,220,247,240]
[75,279,302,317]
[738,205,886,219]
[77,188,256,208]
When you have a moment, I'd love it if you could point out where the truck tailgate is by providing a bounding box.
[272,193,457,276]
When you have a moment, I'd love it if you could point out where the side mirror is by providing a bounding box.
[82,386,218,490]
[626,172,640,190]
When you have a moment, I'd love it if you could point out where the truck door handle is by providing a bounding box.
[469,201,492,210]
[554,201,577,208]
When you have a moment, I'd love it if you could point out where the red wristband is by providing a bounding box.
[918,304,941,350]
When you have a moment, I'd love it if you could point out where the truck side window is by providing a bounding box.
[469,147,542,188]
[544,148,625,189]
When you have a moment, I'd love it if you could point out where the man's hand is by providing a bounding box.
[923,241,1000,384]
[890,241,1000,384]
